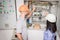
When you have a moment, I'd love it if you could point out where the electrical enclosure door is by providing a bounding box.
[0,0,16,29]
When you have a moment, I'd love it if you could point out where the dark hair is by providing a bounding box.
[46,20,57,33]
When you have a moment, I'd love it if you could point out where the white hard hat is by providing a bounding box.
[45,14,56,22]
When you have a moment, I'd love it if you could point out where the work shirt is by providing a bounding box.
[44,29,56,40]
[16,17,27,40]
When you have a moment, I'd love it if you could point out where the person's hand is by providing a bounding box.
[32,5,35,12]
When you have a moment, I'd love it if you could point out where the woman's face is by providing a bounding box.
[20,11,28,16]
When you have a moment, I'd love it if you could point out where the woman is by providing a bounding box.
[16,4,35,40]
[44,14,57,40]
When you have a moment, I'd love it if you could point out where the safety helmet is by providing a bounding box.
[45,14,56,22]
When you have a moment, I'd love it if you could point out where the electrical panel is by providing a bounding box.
[0,0,16,29]
[24,1,58,29]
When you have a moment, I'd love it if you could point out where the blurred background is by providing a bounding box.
[0,0,60,40]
